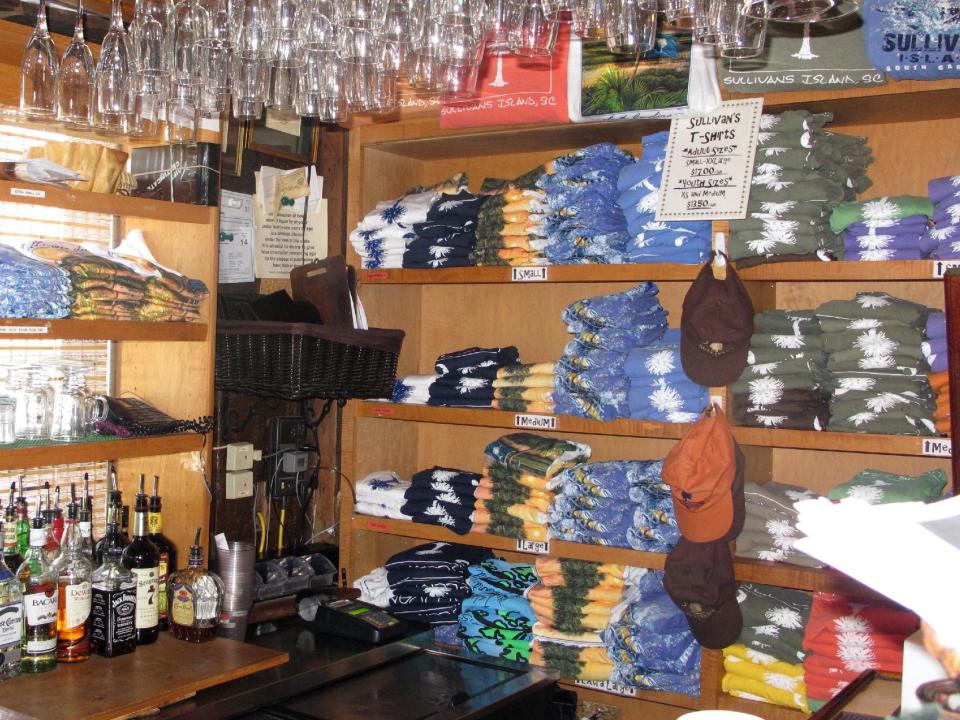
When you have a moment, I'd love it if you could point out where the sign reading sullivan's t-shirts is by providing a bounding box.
[656,98,763,222]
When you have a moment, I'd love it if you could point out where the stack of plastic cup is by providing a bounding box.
[216,539,256,640]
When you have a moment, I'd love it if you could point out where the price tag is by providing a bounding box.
[371,406,395,416]
[10,187,45,199]
[365,520,389,531]
[921,438,952,457]
[516,539,550,554]
[514,414,557,430]
[0,325,48,335]
[932,260,960,279]
[574,680,637,697]
[511,267,548,282]
[364,271,389,280]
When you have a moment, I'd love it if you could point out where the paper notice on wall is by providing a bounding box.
[219,189,255,283]
[656,97,763,221]
[252,195,328,280]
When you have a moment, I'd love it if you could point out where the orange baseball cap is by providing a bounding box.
[662,406,737,543]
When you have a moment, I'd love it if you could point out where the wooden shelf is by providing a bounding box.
[0,179,217,224]
[0,318,208,341]
[558,678,705,712]
[356,402,944,457]
[719,695,809,719]
[351,515,884,595]
[0,433,204,471]
[360,260,946,285]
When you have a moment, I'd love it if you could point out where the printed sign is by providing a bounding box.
[0,325,49,334]
[657,98,764,221]
[932,260,960,279]
[516,539,550,554]
[10,187,45,198]
[575,679,637,697]
[922,438,952,458]
[511,267,549,282]
[514,414,557,430]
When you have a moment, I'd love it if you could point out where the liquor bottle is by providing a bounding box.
[0,544,22,678]
[51,486,64,549]
[42,483,59,563]
[81,473,96,554]
[93,491,128,566]
[148,475,177,631]
[3,485,21,571]
[90,544,137,658]
[121,477,159,645]
[17,501,58,673]
[15,480,28,558]
[52,485,92,663]
[120,505,130,542]
[168,528,223,643]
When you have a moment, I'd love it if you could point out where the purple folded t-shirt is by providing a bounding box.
[845,216,931,235]
[844,248,926,261]
[929,176,960,205]
[927,312,947,340]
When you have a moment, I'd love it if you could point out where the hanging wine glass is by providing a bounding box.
[57,0,94,127]
[510,0,558,57]
[93,0,136,133]
[484,0,520,55]
[605,0,657,55]
[232,0,270,119]
[20,0,59,118]
[573,0,608,39]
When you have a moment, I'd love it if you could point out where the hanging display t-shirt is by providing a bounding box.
[862,0,960,80]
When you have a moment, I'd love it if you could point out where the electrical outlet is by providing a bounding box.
[267,416,306,497]
[225,470,253,499]
[226,442,255,471]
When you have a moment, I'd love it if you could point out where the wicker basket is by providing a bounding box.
[215,320,404,401]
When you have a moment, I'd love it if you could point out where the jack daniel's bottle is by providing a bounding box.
[90,515,136,658]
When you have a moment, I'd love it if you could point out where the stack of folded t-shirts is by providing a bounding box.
[827,467,947,505]
[381,541,494,624]
[491,362,558,414]
[603,569,701,696]
[554,282,669,421]
[348,187,435,269]
[472,169,550,267]
[736,480,824,567]
[722,583,813,712]
[400,466,480,535]
[404,189,485,269]
[354,470,412,521]
[802,592,919,710]
[926,175,960,259]
[731,309,830,430]
[547,460,680,552]
[527,558,626,682]
[729,110,873,266]
[391,374,439,404]
[930,372,951,436]
[830,196,935,261]
[139,264,209,322]
[817,292,937,435]
[536,143,634,265]
[923,311,948,374]
[0,242,71,318]
[428,345,520,408]
[458,558,538,663]
[474,432,591,541]
[616,131,712,264]
[624,328,708,423]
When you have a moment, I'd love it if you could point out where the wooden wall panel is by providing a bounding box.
[776,280,944,311]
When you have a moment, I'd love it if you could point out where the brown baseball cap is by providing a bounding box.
[680,254,754,387]
[662,406,737,543]
[663,537,743,649]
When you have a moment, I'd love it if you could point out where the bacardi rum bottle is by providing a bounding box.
[17,501,57,673]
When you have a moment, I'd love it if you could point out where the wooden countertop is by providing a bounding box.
[0,634,289,720]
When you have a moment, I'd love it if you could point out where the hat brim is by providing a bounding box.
[686,588,743,649]
[680,332,750,388]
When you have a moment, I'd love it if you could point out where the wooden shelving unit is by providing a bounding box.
[341,77,960,719]
[0,434,204,472]
[0,318,208,341]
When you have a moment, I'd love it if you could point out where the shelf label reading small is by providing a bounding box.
[574,680,637,697]
[10,187,45,199]
[516,539,549,554]
[371,406,395,416]
[921,438,952,457]
[514,414,556,430]
[0,325,48,335]
[365,271,389,280]
[932,260,960,279]
[511,267,548,282]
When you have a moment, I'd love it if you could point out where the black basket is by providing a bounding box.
[215,320,404,401]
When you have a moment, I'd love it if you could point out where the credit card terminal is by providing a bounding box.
[310,598,407,644]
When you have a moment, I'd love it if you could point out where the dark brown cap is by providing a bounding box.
[680,254,754,387]
[663,537,742,649]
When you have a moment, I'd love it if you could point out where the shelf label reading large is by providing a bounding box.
[0,325,48,334]
[922,438,952,457]
[10,187,45,199]
[657,97,763,221]
[514,414,556,430]
[932,260,960,279]
[516,539,550,554]
[574,679,637,697]
[511,267,548,282]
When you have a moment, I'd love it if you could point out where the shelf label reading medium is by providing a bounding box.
[656,97,763,221]
[921,438,952,457]
[511,267,548,282]
[516,539,549,554]
[514,414,556,430]
[574,679,637,697]
[10,187,45,199]
[0,325,48,334]
[932,260,960,279]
